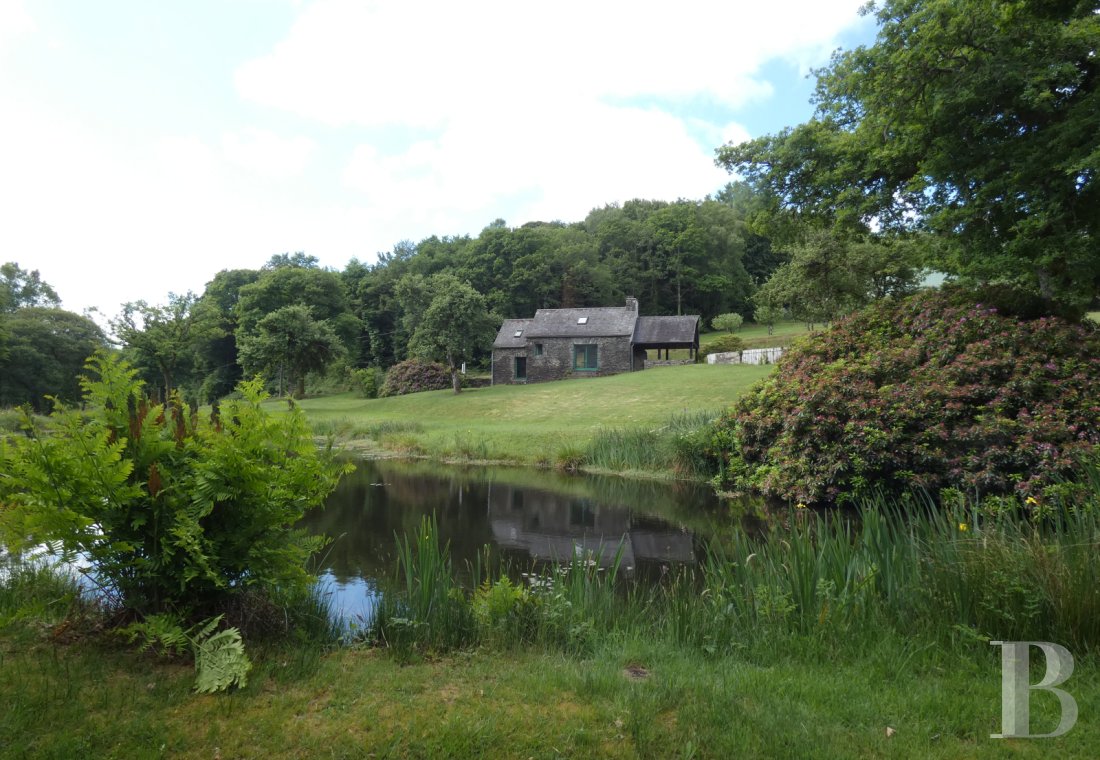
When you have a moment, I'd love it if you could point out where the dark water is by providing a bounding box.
[299,458,756,623]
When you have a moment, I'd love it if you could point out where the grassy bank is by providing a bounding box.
[6,491,1100,757]
[286,363,774,475]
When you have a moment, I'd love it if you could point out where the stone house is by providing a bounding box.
[491,297,699,385]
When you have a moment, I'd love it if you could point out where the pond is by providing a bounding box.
[298,458,764,625]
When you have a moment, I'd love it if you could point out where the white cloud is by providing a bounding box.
[222,127,317,180]
[236,0,867,128]
[0,0,36,49]
[0,1,871,315]
[242,0,865,229]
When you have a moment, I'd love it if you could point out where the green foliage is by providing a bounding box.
[112,293,215,403]
[698,334,745,359]
[0,351,352,620]
[191,268,260,402]
[472,576,538,646]
[553,445,586,472]
[236,262,360,356]
[710,312,743,333]
[370,515,476,657]
[190,616,251,693]
[0,558,81,628]
[717,0,1100,314]
[378,358,452,397]
[122,613,252,693]
[0,262,60,312]
[752,304,785,335]
[0,307,106,411]
[752,230,923,327]
[583,410,720,475]
[237,304,345,399]
[406,274,498,393]
[347,367,381,398]
[710,288,1100,504]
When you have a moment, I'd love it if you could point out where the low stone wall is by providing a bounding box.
[643,359,695,369]
[707,347,785,365]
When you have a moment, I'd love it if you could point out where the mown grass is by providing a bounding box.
[283,363,773,475]
[700,318,814,349]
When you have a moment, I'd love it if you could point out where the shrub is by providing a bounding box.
[698,335,746,361]
[348,367,382,398]
[0,351,352,621]
[379,359,452,397]
[711,288,1100,505]
[711,312,744,333]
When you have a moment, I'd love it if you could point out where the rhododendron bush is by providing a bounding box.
[712,289,1100,505]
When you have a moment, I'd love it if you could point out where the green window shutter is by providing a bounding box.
[573,344,598,371]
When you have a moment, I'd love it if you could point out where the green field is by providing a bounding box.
[286,363,774,470]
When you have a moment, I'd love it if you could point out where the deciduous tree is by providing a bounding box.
[717,0,1100,315]
[237,304,344,399]
[407,276,497,394]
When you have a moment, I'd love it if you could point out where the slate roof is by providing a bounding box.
[492,319,532,348]
[524,306,637,338]
[633,315,699,346]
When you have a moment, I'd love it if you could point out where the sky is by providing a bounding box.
[0,0,876,318]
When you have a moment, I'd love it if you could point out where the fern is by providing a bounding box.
[191,616,251,694]
[122,613,252,693]
[120,613,190,655]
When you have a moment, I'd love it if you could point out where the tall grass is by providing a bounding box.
[309,417,424,441]
[584,409,721,476]
[366,485,1100,659]
[368,515,476,656]
[0,556,83,628]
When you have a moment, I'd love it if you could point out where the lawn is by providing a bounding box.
[285,363,774,469]
[4,624,1096,758]
[700,318,813,349]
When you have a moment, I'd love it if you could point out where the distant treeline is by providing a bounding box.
[2,182,929,409]
[115,187,784,404]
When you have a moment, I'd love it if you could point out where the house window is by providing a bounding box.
[514,356,527,380]
[573,344,598,371]
[534,343,543,356]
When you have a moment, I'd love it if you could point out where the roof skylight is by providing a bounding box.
[514,329,523,337]
[577,317,588,325]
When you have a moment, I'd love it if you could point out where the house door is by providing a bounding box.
[514,356,527,381]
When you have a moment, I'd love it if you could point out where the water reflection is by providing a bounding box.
[299,459,732,618]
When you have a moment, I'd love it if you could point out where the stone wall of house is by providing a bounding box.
[633,346,648,371]
[492,347,526,385]
[495,337,639,385]
[526,335,634,383]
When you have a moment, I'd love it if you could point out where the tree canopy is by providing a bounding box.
[1,262,61,313]
[717,0,1100,315]
[406,275,498,393]
[0,307,106,411]
[237,304,345,399]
